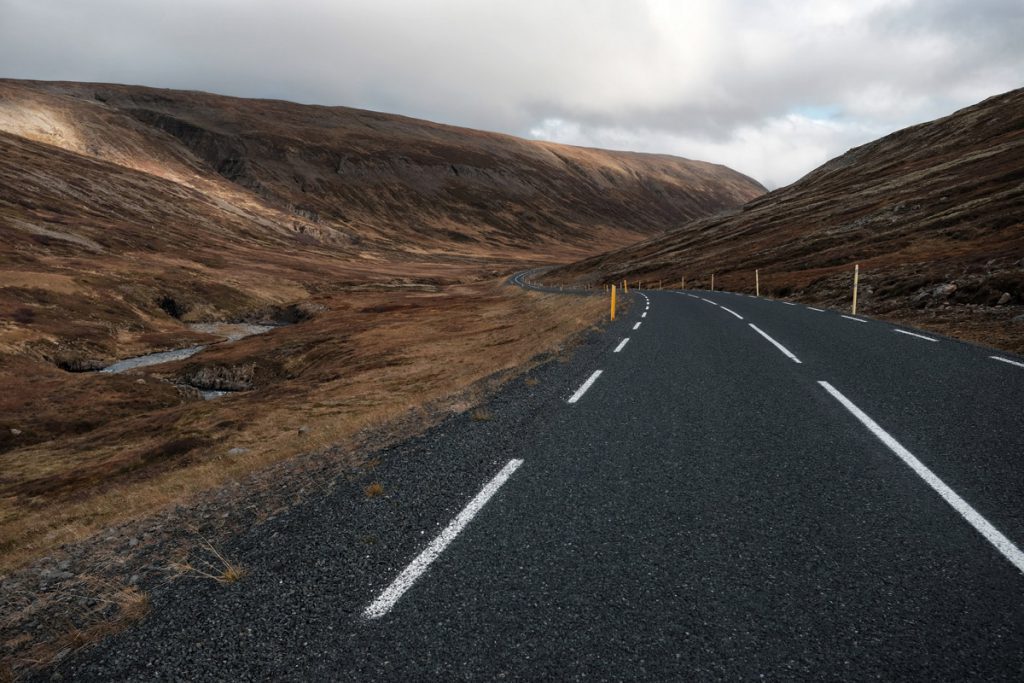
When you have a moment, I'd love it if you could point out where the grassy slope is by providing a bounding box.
[550,88,1024,353]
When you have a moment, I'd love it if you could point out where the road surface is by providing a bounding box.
[53,275,1024,680]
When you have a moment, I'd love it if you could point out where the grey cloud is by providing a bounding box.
[0,0,1020,187]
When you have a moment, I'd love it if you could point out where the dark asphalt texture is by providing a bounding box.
[49,276,1024,681]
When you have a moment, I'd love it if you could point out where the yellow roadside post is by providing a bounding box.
[756,269,760,297]
[624,280,629,293]
[711,273,715,291]
[611,285,617,320]
[852,263,860,314]
[681,276,685,289]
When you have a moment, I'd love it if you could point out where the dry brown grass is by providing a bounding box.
[470,408,493,422]
[2,579,149,675]
[524,377,540,386]
[170,537,246,585]
[0,282,605,572]
[364,482,384,498]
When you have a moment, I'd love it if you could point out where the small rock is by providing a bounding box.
[933,283,957,298]
[10,428,21,436]
[297,426,310,435]
[135,378,146,384]
[128,574,140,586]
[127,537,139,548]
[997,292,1011,306]
[227,447,250,456]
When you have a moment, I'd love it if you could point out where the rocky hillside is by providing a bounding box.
[551,88,1024,352]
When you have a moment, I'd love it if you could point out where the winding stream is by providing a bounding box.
[100,323,275,375]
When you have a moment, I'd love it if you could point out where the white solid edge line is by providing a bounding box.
[700,298,719,306]
[567,369,603,404]
[991,355,1024,369]
[894,329,938,342]
[633,322,642,330]
[363,458,524,618]
[783,302,797,306]
[807,306,824,312]
[841,314,867,323]
[748,324,802,363]
[719,306,743,320]
[614,338,630,353]
[818,381,1024,574]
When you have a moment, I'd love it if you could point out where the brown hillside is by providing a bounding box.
[550,88,1024,353]
[0,79,764,363]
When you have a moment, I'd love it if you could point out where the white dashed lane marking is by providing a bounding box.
[820,381,1024,575]
[567,370,603,404]
[991,356,1024,369]
[841,315,867,323]
[363,458,525,619]
[894,329,938,343]
[614,338,630,353]
[748,324,802,364]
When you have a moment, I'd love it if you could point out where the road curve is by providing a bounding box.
[52,275,1024,680]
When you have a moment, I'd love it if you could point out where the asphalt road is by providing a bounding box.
[52,275,1024,680]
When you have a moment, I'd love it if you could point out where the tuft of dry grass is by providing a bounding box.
[364,482,384,498]
[470,407,493,422]
[524,377,540,386]
[169,537,246,585]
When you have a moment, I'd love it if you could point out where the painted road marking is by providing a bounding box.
[894,329,938,343]
[568,370,603,404]
[748,324,802,364]
[806,306,824,312]
[614,338,630,353]
[842,315,867,323]
[819,381,1024,575]
[700,298,719,306]
[364,458,524,619]
[642,312,647,318]
[633,322,642,330]
[783,302,797,306]
[720,306,743,320]
[991,356,1024,369]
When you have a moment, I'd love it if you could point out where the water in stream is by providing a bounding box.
[99,323,275,380]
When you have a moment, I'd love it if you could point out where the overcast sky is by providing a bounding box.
[1,0,1021,188]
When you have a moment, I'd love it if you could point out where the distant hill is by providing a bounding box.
[0,79,763,257]
[550,88,1024,352]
